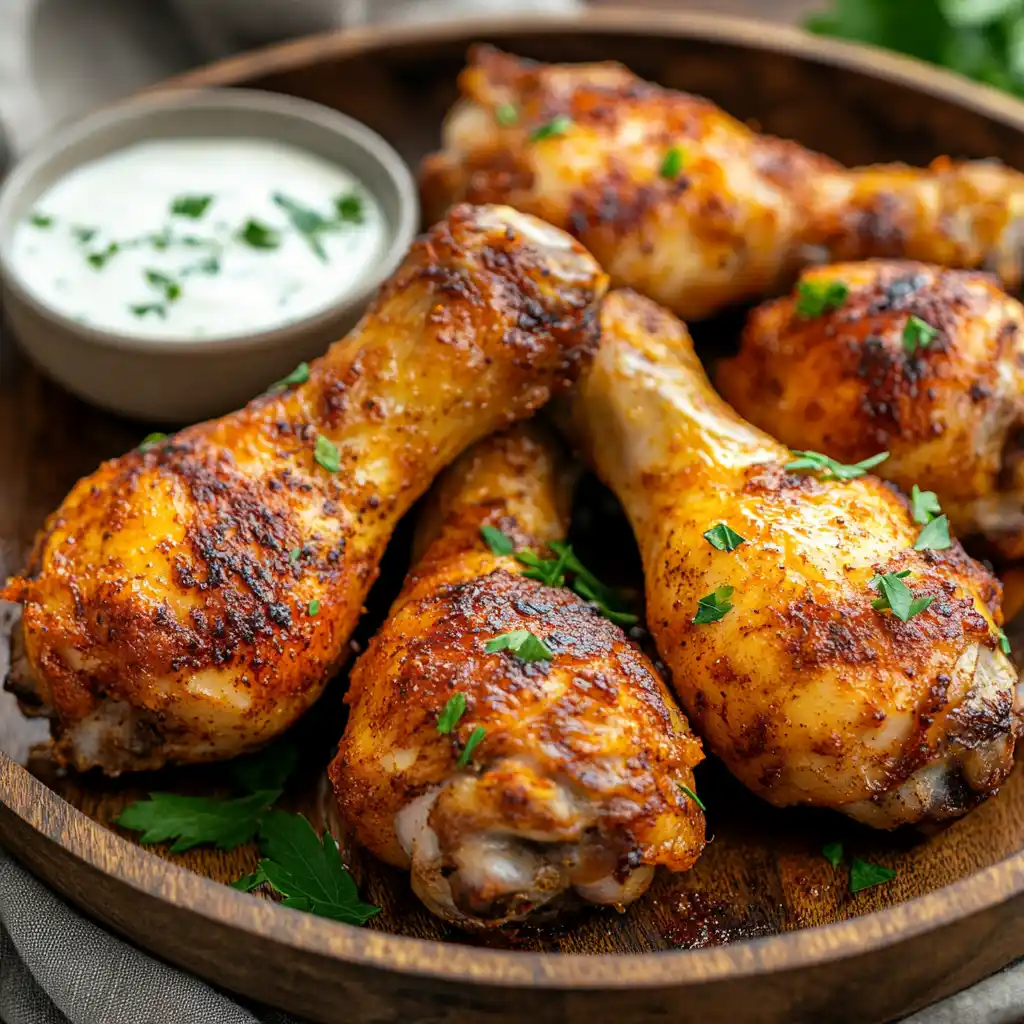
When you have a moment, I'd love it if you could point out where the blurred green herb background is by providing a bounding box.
[806,0,1024,96]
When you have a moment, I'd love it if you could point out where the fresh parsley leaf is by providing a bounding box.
[334,193,364,223]
[29,212,53,228]
[785,450,889,480]
[273,192,331,261]
[703,523,746,552]
[145,268,182,302]
[485,629,554,662]
[255,811,379,925]
[170,194,214,219]
[308,599,321,617]
[456,726,487,769]
[314,434,340,473]
[271,362,310,391]
[547,541,639,627]
[660,146,686,179]
[238,219,281,250]
[288,547,301,563]
[914,514,952,551]
[182,255,220,277]
[903,314,938,354]
[693,585,735,624]
[72,225,97,244]
[495,102,518,126]
[138,431,167,452]
[130,303,167,319]
[87,241,120,269]
[116,790,278,853]
[870,571,934,622]
[228,739,299,794]
[678,783,706,811]
[530,114,573,141]
[795,278,849,318]
[230,866,268,892]
[849,857,896,893]
[822,841,844,869]
[437,693,468,734]
[910,484,942,525]
[480,524,515,556]
[998,628,1012,655]
[516,547,570,588]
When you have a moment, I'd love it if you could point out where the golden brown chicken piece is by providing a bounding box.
[422,48,1024,319]
[331,425,704,927]
[718,261,1024,561]
[559,289,1022,828]
[2,205,608,774]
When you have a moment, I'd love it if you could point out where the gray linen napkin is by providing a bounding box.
[0,2,1023,1022]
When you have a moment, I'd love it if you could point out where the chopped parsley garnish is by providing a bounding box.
[130,303,167,319]
[436,693,467,735]
[530,114,573,142]
[660,146,685,179]
[170,194,214,219]
[703,522,746,552]
[998,628,1012,655]
[495,102,518,126]
[29,212,54,228]
[307,599,321,617]
[795,278,849,318]
[913,514,951,551]
[87,241,121,269]
[485,629,553,662]
[678,783,706,811]
[870,570,934,622]
[271,362,310,391]
[144,268,182,302]
[238,219,281,250]
[455,726,487,769]
[480,524,515,556]
[138,431,167,452]
[272,192,334,261]
[72,225,97,244]
[822,841,844,869]
[516,545,572,589]
[232,811,379,925]
[902,315,938,354]
[910,484,941,525]
[313,434,341,473]
[334,192,364,223]
[693,585,735,624]
[785,450,889,480]
[849,858,896,893]
[288,547,301,563]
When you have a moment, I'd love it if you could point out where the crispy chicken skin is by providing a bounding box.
[1,205,608,774]
[559,289,1023,828]
[422,48,1024,319]
[420,45,838,321]
[719,261,1024,560]
[331,425,704,927]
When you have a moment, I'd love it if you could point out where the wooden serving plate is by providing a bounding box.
[5,10,1024,1023]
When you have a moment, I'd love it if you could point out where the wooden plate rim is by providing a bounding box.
[6,6,1024,990]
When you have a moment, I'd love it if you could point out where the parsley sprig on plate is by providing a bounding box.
[117,740,378,925]
[821,841,897,893]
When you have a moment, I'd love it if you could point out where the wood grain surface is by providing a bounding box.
[4,9,1024,1024]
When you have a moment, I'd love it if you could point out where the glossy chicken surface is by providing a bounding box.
[719,261,1024,560]
[560,289,1023,827]
[422,48,1024,319]
[331,425,705,927]
[2,204,607,774]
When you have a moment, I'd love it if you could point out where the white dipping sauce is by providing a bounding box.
[10,138,388,340]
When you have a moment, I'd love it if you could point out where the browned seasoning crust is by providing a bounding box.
[718,260,1024,559]
[1,204,608,774]
[560,289,1021,827]
[331,425,704,925]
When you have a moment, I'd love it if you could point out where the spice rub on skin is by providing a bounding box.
[331,425,705,928]
[718,261,1024,559]
[2,204,608,775]
[560,288,1023,828]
